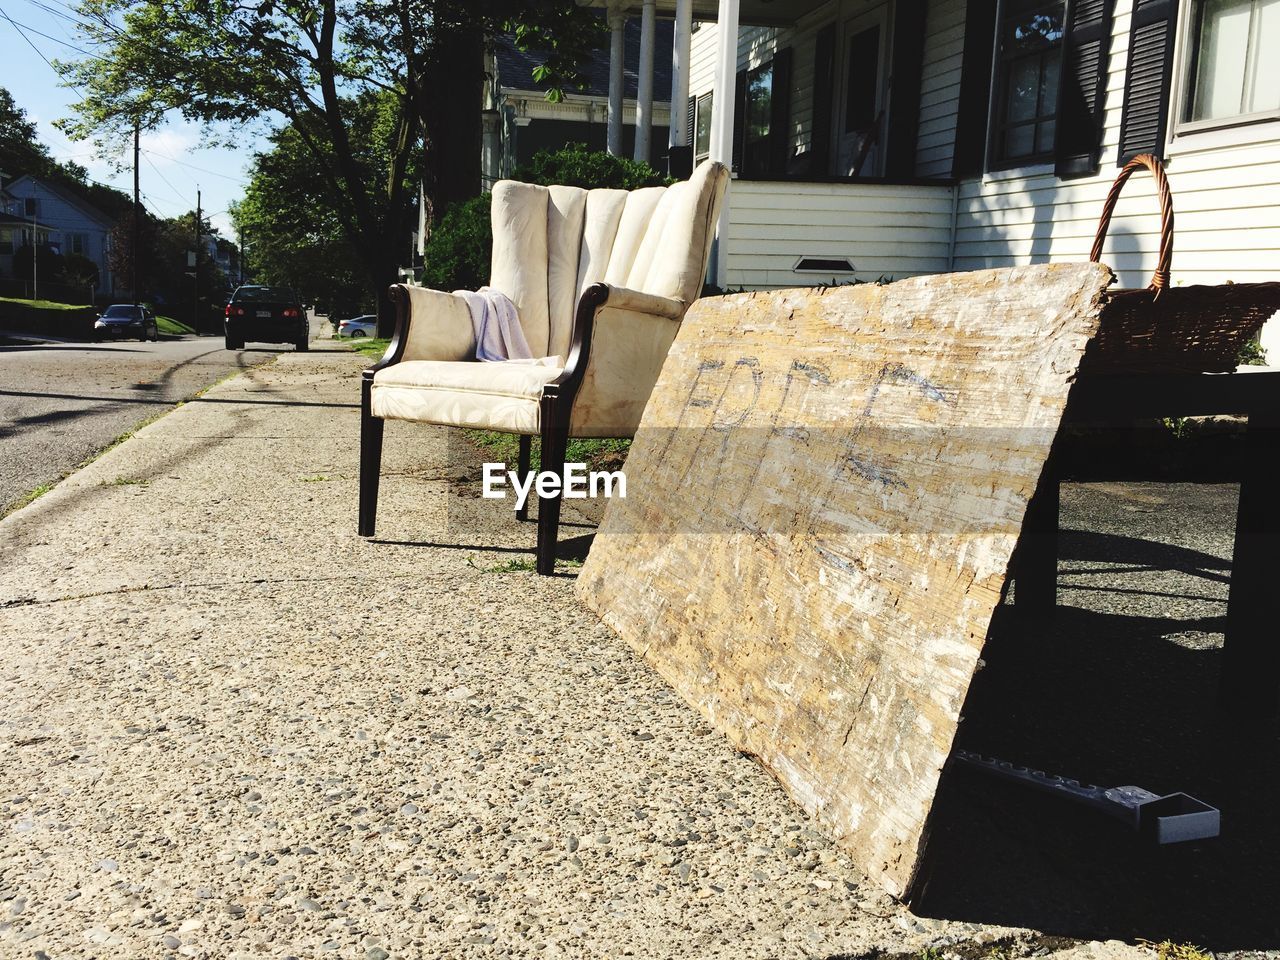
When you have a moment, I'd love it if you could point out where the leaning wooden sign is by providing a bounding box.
[578,263,1113,898]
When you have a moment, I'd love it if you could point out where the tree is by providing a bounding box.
[58,1,604,333]
[230,92,411,320]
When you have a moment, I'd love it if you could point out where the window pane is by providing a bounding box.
[1247,0,1280,113]
[695,94,713,155]
[1190,0,1252,120]
[1006,124,1036,157]
[1036,118,1057,153]
[1008,57,1042,120]
[747,64,772,141]
[845,25,881,133]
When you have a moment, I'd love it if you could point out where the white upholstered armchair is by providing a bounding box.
[359,159,729,574]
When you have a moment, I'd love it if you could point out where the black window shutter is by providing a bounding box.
[732,68,746,173]
[952,0,997,178]
[769,47,794,175]
[885,0,927,177]
[687,94,696,149]
[1118,0,1179,163]
[810,23,837,177]
[1055,0,1116,178]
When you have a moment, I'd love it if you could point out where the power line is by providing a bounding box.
[0,6,104,59]
[140,148,248,184]
[141,152,188,204]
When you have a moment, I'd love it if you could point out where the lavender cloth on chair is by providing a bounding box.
[454,286,535,362]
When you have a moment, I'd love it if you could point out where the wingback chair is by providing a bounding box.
[360,159,730,574]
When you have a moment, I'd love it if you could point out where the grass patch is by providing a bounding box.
[103,476,150,487]
[0,295,89,311]
[156,315,194,336]
[300,474,330,482]
[1143,942,1212,960]
[465,430,630,472]
[347,336,392,359]
[3,483,53,518]
[468,555,538,574]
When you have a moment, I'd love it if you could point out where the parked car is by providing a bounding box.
[337,315,377,338]
[224,285,309,351]
[95,304,159,342]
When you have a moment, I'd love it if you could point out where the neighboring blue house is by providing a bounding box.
[2,175,115,295]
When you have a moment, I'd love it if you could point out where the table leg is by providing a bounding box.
[1219,406,1280,718]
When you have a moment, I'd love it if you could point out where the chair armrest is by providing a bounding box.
[365,284,477,375]
[550,283,688,438]
[594,284,686,320]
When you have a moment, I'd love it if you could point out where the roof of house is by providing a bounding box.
[495,17,673,102]
[0,211,51,229]
[5,175,115,228]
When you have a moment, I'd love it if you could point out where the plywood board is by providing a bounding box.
[577,263,1113,898]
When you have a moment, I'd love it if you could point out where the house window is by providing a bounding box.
[742,62,774,176]
[23,197,38,217]
[68,232,88,255]
[694,92,713,163]
[1182,0,1280,126]
[989,0,1066,166]
[0,229,12,255]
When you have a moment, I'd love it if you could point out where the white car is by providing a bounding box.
[337,315,377,338]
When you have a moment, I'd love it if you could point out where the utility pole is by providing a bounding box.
[193,187,200,335]
[30,183,37,300]
[132,119,140,306]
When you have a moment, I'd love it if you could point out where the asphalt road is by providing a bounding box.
[0,334,297,515]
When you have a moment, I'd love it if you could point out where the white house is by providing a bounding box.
[485,19,675,185]
[2,175,115,295]
[586,0,1278,309]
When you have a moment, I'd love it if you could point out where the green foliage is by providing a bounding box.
[421,144,668,292]
[464,429,629,473]
[511,142,672,190]
[420,194,494,293]
[1238,336,1267,366]
[55,0,608,332]
[231,92,420,317]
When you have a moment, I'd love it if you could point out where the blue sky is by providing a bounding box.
[0,0,266,239]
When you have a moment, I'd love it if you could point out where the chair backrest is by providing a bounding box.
[488,159,729,360]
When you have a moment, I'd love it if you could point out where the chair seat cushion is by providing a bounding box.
[370,360,564,434]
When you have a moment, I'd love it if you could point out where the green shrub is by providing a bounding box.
[420,143,670,293]
[420,193,493,293]
[511,141,672,191]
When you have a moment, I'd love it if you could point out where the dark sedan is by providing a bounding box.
[94,304,159,342]
[224,285,309,351]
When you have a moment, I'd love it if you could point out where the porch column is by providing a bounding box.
[634,0,657,164]
[709,0,739,287]
[669,0,692,148]
[607,12,626,157]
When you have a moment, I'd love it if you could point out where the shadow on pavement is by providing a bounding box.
[914,523,1278,950]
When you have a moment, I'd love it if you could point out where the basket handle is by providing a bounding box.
[1089,153,1175,293]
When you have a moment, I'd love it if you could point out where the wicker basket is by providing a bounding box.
[1079,153,1280,376]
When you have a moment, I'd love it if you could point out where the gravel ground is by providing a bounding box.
[0,346,1099,960]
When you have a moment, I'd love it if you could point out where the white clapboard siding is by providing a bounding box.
[916,0,966,178]
[687,0,1280,300]
[951,5,1280,290]
[724,179,956,289]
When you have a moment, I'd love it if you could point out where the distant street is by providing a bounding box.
[0,334,300,514]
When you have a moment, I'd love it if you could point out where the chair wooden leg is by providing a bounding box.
[515,434,532,522]
[536,402,568,575]
[358,377,384,537]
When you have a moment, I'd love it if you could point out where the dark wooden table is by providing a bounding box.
[1015,369,1280,717]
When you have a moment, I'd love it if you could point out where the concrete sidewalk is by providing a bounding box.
[0,345,1140,959]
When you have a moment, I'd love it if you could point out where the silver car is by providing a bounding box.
[337,315,377,338]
